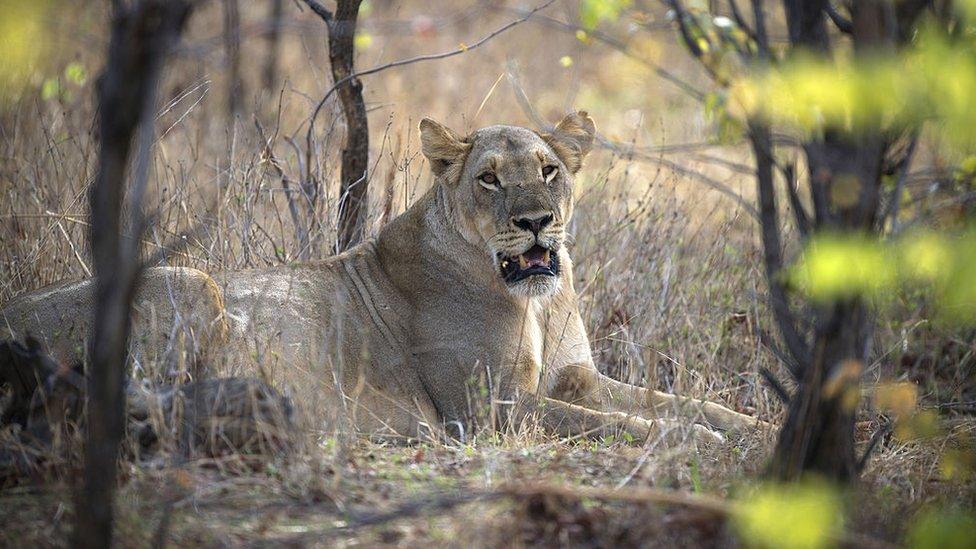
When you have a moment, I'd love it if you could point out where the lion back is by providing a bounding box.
[0,266,227,381]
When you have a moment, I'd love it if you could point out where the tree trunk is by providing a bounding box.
[765,0,893,481]
[327,0,369,253]
[264,0,284,91]
[223,0,243,117]
[769,303,868,481]
[73,2,191,547]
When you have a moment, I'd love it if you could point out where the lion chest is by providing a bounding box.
[407,292,545,413]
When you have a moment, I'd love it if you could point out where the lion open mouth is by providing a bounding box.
[498,244,560,284]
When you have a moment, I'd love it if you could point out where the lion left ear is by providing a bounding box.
[542,111,596,174]
[419,118,471,180]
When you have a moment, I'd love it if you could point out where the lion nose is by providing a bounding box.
[513,213,554,235]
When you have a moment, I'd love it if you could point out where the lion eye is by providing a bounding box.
[478,172,499,189]
[542,165,558,180]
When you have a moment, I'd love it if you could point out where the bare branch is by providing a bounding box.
[300,0,333,22]
[856,419,892,473]
[882,135,918,233]
[669,0,705,58]
[825,3,854,34]
[760,367,791,404]
[751,0,770,56]
[782,162,812,238]
[506,61,760,219]
[607,140,761,219]
[749,121,811,367]
[728,0,758,41]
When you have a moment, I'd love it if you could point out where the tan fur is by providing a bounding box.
[0,113,762,445]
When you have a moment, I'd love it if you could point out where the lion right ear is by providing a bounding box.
[542,111,596,174]
[419,118,470,179]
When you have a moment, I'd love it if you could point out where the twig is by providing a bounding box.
[301,0,333,22]
[610,140,760,220]
[727,0,758,43]
[782,162,812,239]
[883,136,918,234]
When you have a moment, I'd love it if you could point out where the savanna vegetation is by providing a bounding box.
[0,0,974,547]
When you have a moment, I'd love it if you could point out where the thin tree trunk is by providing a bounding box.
[223,0,243,117]
[73,2,191,547]
[327,0,369,253]
[264,0,284,91]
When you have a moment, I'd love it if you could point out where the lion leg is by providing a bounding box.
[549,364,763,432]
[510,392,723,446]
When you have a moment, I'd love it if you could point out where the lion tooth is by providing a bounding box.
[542,250,551,264]
[501,259,509,269]
[518,255,529,269]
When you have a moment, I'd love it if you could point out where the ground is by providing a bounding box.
[2,421,973,547]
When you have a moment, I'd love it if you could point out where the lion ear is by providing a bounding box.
[419,118,470,179]
[542,111,596,174]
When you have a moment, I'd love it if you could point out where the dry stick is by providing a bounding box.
[299,0,559,183]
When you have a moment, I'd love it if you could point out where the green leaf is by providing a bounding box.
[689,458,702,493]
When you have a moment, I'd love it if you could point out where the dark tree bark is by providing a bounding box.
[73,1,191,547]
[325,0,370,253]
[264,0,285,91]
[767,0,896,482]
[223,0,243,117]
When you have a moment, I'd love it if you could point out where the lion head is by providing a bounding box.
[419,112,596,298]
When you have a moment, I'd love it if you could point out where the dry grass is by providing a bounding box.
[0,1,973,546]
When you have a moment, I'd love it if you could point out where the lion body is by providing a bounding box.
[1,114,763,443]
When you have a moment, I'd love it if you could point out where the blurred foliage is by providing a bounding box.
[354,31,374,51]
[722,7,976,155]
[789,229,976,325]
[0,0,51,98]
[736,478,976,548]
[579,0,631,30]
[907,507,976,549]
[41,62,88,102]
[875,381,919,419]
[730,33,976,151]
[734,480,842,549]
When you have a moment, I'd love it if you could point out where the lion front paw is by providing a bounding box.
[634,418,725,448]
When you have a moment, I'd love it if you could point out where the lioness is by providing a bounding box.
[1,112,761,445]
